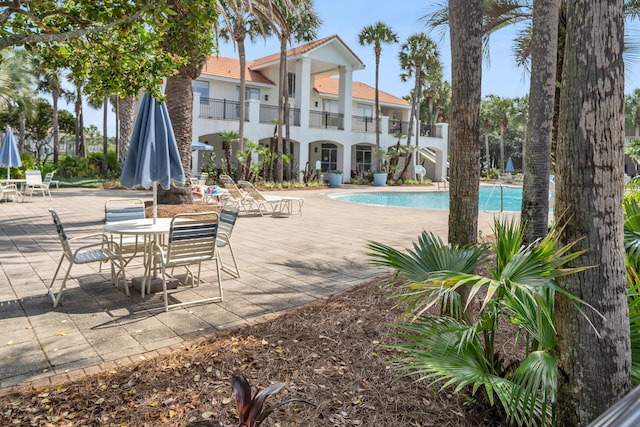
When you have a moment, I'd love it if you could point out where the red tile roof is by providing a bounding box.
[201,55,275,85]
[249,34,364,68]
[315,77,410,107]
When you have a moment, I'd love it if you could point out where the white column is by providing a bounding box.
[338,66,353,132]
[297,57,311,128]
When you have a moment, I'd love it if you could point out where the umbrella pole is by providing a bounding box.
[153,181,158,224]
[6,167,9,180]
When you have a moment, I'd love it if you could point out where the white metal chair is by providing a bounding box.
[0,183,19,201]
[44,172,60,191]
[216,203,240,278]
[48,208,127,307]
[149,211,223,311]
[23,170,52,201]
[104,198,147,267]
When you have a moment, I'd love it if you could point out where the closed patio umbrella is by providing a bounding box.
[120,93,185,224]
[505,157,514,173]
[0,127,22,179]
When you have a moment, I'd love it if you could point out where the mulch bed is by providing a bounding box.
[0,277,503,426]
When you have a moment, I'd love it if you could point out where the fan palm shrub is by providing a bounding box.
[622,198,640,384]
[367,218,588,426]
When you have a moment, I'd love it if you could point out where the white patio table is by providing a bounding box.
[103,217,173,297]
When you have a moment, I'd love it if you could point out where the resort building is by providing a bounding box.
[190,34,448,183]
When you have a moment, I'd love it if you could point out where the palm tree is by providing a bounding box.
[0,50,37,151]
[217,1,274,180]
[218,130,239,176]
[271,0,319,182]
[358,21,398,159]
[485,95,517,172]
[397,32,441,180]
[448,0,483,252]
[555,1,629,424]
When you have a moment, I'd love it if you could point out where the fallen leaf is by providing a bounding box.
[6,340,13,345]
[222,397,232,405]
[55,332,66,337]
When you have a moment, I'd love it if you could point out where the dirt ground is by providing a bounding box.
[0,275,508,427]
[1,203,508,426]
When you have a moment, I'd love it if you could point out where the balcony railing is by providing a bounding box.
[199,97,246,121]
[309,111,344,129]
[351,115,378,133]
[259,105,301,126]
[388,120,410,135]
[421,124,443,138]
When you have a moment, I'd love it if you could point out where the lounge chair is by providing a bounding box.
[23,170,52,202]
[48,208,127,307]
[148,212,223,311]
[218,174,251,212]
[237,180,304,217]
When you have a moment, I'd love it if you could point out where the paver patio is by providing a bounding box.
[0,185,512,394]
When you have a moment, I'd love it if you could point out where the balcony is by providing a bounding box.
[351,115,378,133]
[309,111,344,129]
[259,104,301,126]
[199,98,246,121]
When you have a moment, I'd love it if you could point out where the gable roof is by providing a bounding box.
[315,77,410,107]
[249,34,364,69]
[201,55,275,85]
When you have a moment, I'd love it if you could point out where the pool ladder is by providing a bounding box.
[482,182,505,212]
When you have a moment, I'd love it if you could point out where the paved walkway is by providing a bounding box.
[0,185,512,394]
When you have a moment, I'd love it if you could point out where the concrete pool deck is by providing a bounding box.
[0,184,515,395]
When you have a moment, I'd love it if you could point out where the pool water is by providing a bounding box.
[332,186,525,212]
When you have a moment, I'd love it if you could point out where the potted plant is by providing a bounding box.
[372,148,389,186]
[327,170,343,188]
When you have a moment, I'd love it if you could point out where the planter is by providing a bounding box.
[373,172,387,187]
[328,173,343,188]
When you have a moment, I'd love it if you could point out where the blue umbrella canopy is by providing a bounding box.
[505,157,515,173]
[120,93,185,222]
[0,127,22,179]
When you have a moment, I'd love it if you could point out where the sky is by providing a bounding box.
[76,0,640,136]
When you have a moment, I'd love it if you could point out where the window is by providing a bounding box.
[356,104,373,122]
[236,86,260,101]
[323,99,338,113]
[355,145,372,173]
[192,80,209,103]
[288,72,296,98]
[321,143,338,172]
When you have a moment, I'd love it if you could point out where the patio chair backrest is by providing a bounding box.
[105,198,146,223]
[25,170,43,185]
[49,208,71,257]
[217,203,239,246]
[166,212,219,264]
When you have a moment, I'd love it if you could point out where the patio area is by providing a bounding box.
[0,185,511,393]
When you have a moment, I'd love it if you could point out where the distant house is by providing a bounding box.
[191,34,448,183]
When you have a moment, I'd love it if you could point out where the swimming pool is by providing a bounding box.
[332,186,525,212]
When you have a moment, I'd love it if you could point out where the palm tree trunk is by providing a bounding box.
[521,0,557,244]
[276,37,287,182]
[52,87,59,164]
[555,1,629,424]
[119,96,135,167]
[163,75,194,204]
[238,37,247,180]
[448,0,482,247]
[102,97,108,176]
